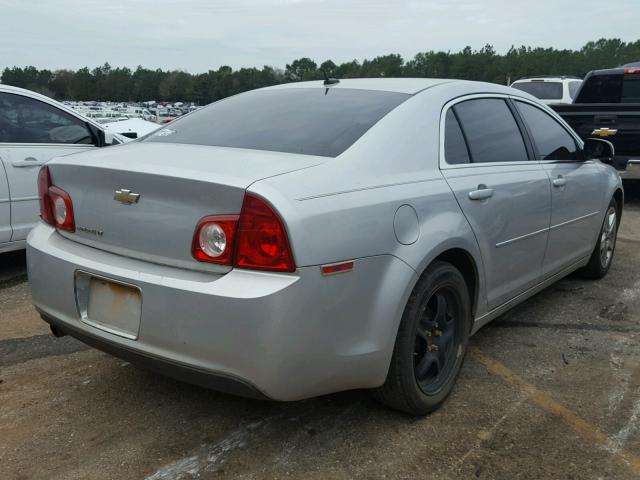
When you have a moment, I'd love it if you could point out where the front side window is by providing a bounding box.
[144,88,410,157]
[0,93,94,144]
[511,81,563,100]
[453,98,529,164]
[444,109,470,164]
[514,101,579,161]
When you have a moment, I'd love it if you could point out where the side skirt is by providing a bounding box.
[471,256,589,335]
[0,240,26,254]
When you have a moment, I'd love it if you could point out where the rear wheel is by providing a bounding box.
[372,261,471,415]
[578,198,618,279]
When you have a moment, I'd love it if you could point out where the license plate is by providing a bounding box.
[75,272,142,340]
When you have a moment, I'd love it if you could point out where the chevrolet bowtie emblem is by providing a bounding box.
[591,128,618,137]
[114,189,140,205]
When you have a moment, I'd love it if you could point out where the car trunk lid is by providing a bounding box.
[47,142,324,272]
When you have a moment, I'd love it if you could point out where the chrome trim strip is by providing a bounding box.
[495,211,600,248]
[0,198,10,204]
[550,211,599,230]
[11,195,39,202]
[495,227,549,248]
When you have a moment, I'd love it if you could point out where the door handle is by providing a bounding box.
[11,157,45,168]
[468,185,494,201]
[552,176,567,187]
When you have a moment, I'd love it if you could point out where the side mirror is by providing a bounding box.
[583,138,615,162]
[103,131,117,145]
[89,123,118,147]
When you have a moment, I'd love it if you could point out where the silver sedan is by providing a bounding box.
[27,78,622,415]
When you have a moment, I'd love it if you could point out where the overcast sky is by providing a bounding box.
[0,0,638,73]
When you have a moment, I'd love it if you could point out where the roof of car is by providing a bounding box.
[264,78,455,95]
[0,83,59,101]
[264,78,543,105]
[512,75,582,82]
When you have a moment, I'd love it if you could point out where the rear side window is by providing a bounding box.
[514,101,580,161]
[576,74,623,103]
[0,93,94,144]
[453,99,529,164]
[511,81,563,100]
[444,110,470,164]
[144,88,410,157]
[568,81,582,99]
[622,76,640,103]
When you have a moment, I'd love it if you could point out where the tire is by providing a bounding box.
[577,198,619,280]
[372,261,471,416]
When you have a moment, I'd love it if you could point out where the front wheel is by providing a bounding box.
[372,261,471,415]
[577,199,618,279]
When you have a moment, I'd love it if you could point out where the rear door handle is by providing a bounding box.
[11,157,45,168]
[468,185,494,200]
[552,176,567,187]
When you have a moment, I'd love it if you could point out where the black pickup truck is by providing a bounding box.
[551,64,640,180]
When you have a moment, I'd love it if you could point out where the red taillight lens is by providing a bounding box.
[235,194,295,272]
[191,194,296,272]
[37,166,75,232]
[38,166,55,226]
[191,215,239,264]
[48,186,75,232]
[624,68,640,75]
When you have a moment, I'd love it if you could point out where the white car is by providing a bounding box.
[510,76,582,104]
[0,85,126,253]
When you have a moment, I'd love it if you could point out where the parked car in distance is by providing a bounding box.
[28,78,622,415]
[0,85,127,253]
[551,65,640,180]
[511,76,582,104]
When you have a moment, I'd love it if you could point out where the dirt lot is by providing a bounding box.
[1,184,639,480]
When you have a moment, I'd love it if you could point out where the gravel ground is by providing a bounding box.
[1,183,639,480]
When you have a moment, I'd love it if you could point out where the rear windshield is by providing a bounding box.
[144,88,410,157]
[511,81,563,100]
[576,74,623,103]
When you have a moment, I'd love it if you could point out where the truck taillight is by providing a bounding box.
[38,166,76,232]
[191,193,296,272]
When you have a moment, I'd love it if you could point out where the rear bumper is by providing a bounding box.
[27,224,415,400]
[617,159,640,180]
[39,310,267,399]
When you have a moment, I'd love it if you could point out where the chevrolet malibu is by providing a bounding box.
[27,78,623,415]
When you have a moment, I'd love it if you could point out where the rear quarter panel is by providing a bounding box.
[253,85,489,319]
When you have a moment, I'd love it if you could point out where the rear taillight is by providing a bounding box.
[38,167,55,226]
[235,194,295,272]
[38,166,75,232]
[192,215,239,265]
[191,193,296,272]
[624,68,640,75]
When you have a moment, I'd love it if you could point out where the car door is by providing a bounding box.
[0,161,10,243]
[0,92,97,241]
[513,99,604,277]
[440,97,551,310]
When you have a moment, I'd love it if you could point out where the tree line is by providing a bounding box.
[2,38,639,104]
